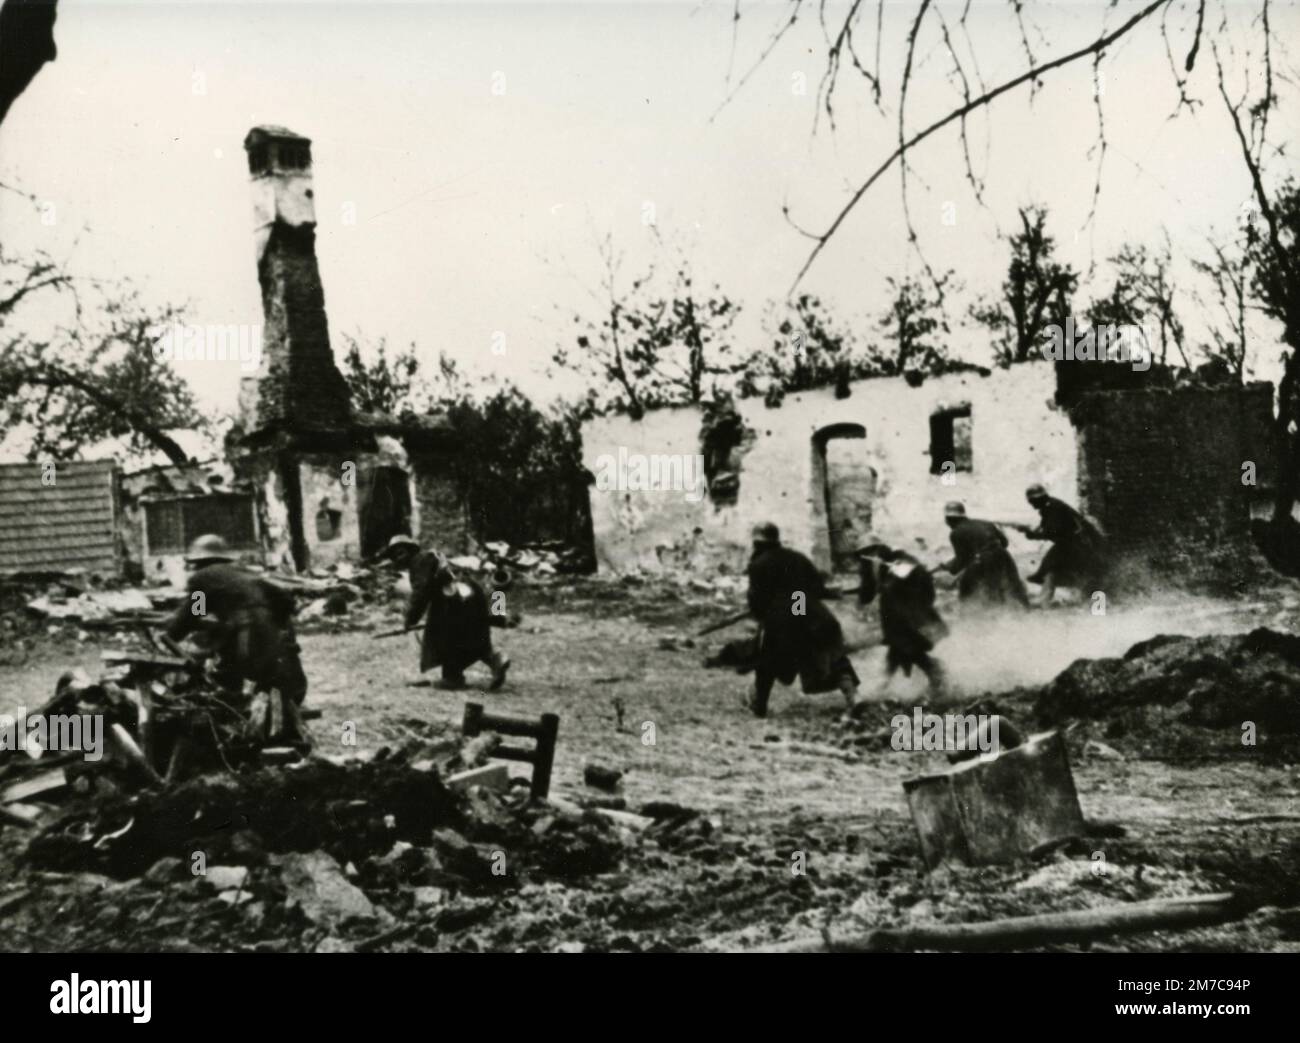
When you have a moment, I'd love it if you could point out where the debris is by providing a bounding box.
[462,703,559,800]
[279,851,376,926]
[0,803,45,829]
[764,892,1255,952]
[904,731,1086,869]
[1083,739,1124,760]
[583,764,623,791]
[200,865,250,892]
[411,886,447,909]
[142,857,183,885]
[549,797,652,832]
[1,768,68,805]
[1037,628,1300,734]
[447,764,510,793]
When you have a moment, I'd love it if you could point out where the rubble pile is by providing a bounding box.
[447,538,591,584]
[0,651,308,832]
[1035,627,1300,734]
[810,627,1300,760]
[287,561,400,629]
[1,749,633,952]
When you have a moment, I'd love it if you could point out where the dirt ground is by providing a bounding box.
[3,577,1300,952]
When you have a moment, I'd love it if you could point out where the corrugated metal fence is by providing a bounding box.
[0,460,118,575]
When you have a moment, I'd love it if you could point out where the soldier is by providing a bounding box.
[1021,483,1108,605]
[936,501,1030,609]
[744,522,858,718]
[856,539,949,702]
[164,534,308,707]
[380,535,510,690]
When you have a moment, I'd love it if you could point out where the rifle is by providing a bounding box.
[373,624,423,640]
[697,610,752,637]
[698,585,874,636]
[990,519,1037,535]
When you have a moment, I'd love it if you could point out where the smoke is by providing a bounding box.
[851,590,1296,700]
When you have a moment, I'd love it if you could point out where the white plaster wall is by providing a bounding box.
[582,361,1077,574]
[300,457,361,569]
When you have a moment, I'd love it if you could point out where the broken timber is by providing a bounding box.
[462,702,558,799]
[761,892,1254,952]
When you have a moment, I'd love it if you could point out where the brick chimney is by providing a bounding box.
[238,125,353,438]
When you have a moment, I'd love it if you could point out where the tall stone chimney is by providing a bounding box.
[239,125,353,439]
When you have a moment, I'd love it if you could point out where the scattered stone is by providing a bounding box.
[584,764,623,791]
[199,865,249,892]
[279,851,376,926]
[411,886,447,910]
[1084,739,1124,760]
[142,857,183,886]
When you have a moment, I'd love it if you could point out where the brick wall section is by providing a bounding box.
[411,455,472,554]
[1073,383,1274,585]
[253,223,353,434]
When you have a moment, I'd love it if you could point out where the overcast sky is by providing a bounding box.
[2,0,1295,418]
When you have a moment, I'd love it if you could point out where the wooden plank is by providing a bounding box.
[760,893,1252,952]
[1,768,68,805]
[446,764,510,793]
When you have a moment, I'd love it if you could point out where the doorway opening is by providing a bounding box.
[360,466,413,559]
[813,423,875,572]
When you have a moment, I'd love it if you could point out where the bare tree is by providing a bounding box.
[738,293,886,398]
[551,233,741,417]
[1191,239,1252,379]
[1086,239,1189,369]
[879,272,953,375]
[727,0,1300,526]
[969,206,1077,366]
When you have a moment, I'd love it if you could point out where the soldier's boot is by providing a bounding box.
[923,656,951,701]
[488,651,511,691]
[745,673,775,718]
[1034,575,1057,609]
[436,669,466,691]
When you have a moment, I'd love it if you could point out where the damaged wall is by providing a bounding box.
[119,458,247,585]
[410,452,473,556]
[582,361,1076,574]
[1072,382,1276,586]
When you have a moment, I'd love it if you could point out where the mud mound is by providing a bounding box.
[1036,627,1300,733]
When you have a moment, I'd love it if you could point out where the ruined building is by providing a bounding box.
[228,125,469,572]
[581,360,1276,588]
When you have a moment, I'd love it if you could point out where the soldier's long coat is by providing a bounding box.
[166,562,307,703]
[405,551,494,676]
[858,553,948,675]
[746,543,855,693]
[1027,496,1108,590]
[944,517,1030,608]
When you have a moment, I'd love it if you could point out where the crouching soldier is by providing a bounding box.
[165,535,309,739]
[936,501,1030,609]
[744,522,858,718]
[1021,484,1109,606]
[856,540,949,703]
[380,535,510,690]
